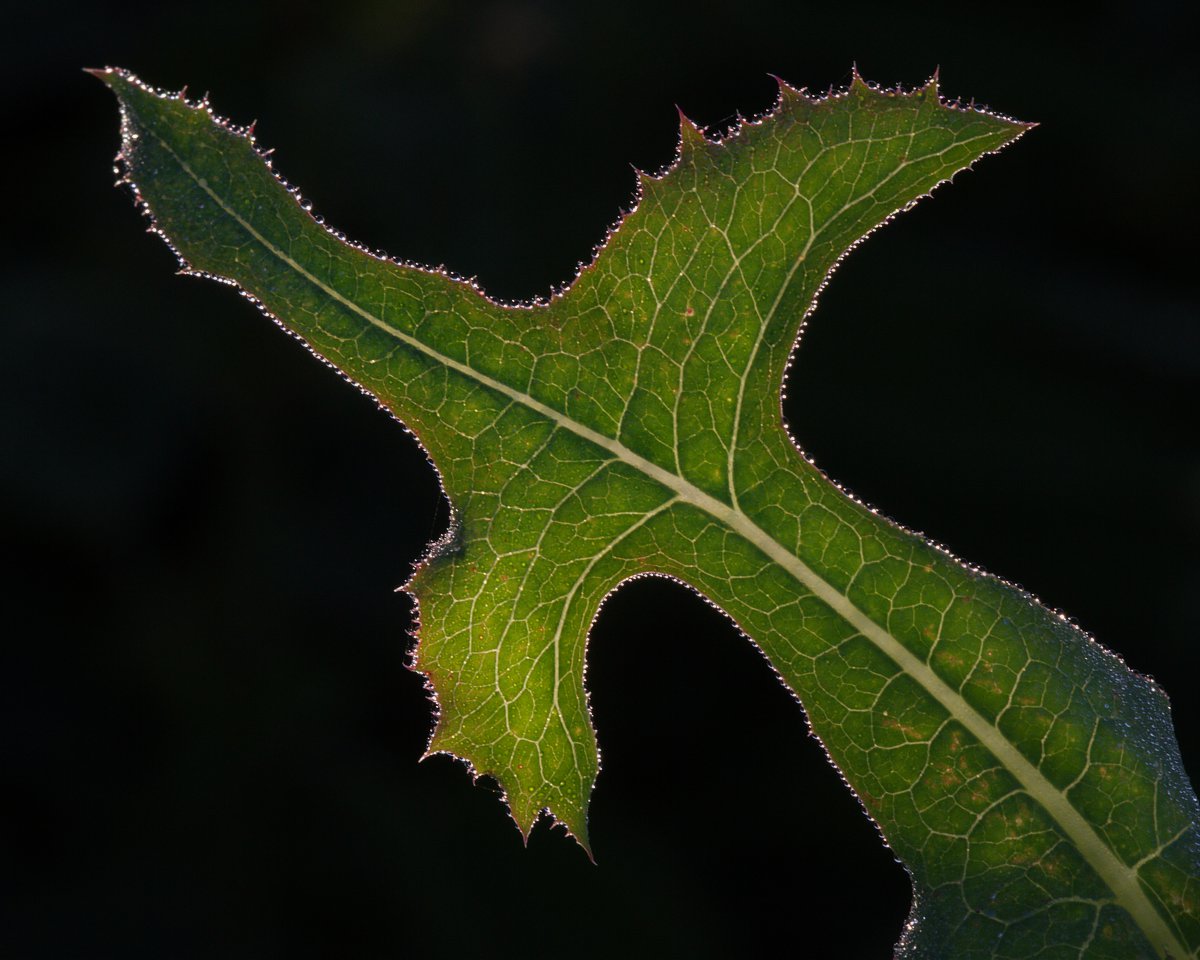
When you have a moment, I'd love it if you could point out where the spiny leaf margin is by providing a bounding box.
[92,66,1200,959]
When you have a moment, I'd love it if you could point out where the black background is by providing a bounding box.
[3,2,1198,957]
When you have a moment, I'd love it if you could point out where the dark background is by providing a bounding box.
[2,1,1197,957]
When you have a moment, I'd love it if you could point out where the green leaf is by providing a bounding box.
[94,67,1200,958]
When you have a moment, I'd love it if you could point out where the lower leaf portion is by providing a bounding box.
[412,426,1198,958]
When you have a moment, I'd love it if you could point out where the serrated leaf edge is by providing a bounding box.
[91,67,1191,957]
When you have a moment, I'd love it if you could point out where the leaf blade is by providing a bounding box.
[96,68,1200,958]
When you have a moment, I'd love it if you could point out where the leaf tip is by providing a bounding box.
[571,824,596,864]
[84,65,137,93]
[769,72,807,105]
[849,62,871,95]
[542,806,594,862]
[675,104,707,150]
[84,66,126,97]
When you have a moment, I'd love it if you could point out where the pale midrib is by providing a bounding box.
[154,127,1185,960]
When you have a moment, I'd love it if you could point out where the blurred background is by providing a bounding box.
[2,1,1197,956]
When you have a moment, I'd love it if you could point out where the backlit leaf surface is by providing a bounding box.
[95,68,1200,958]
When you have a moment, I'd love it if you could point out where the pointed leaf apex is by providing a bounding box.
[514,806,537,844]
[85,66,124,94]
[546,804,593,861]
[771,73,806,104]
[567,821,595,863]
[676,105,706,150]
[926,67,941,97]
[849,63,870,94]
[87,67,159,110]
